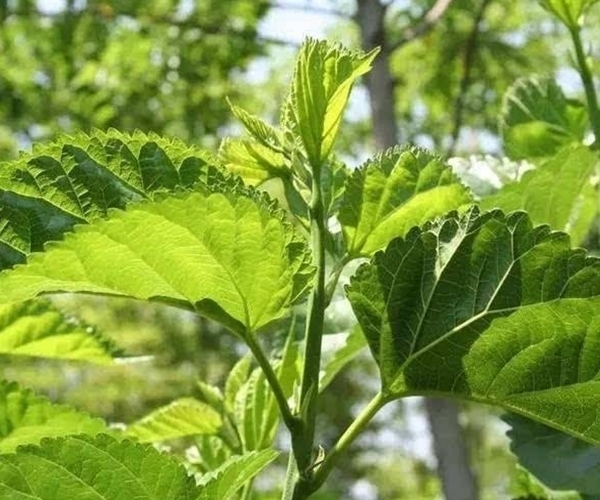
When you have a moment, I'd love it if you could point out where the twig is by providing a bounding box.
[390,0,456,51]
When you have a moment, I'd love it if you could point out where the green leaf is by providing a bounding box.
[197,449,279,500]
[0,299,120,363]
[320,325,367,391]
[505,414,600,495]
[196,381,225,412]
[0,434,201,499]
[287,39,378,168]
[0,190,314,336]
[218,138,289,186]
[501,77,587,159]
[347,208,600,445]
[0,129,219,270]
[539,0,600,28]
[126,398,222,443]
[481,146,598,245]
[227,98,283,151]
[339,146,472,256]
[234,337,299,451]
[0,381,107,453]
[225,356,253,414]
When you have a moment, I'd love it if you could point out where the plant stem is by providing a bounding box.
[570,25,600,144]
[294,163,327,476]
[245,332,297,433]
[293,391,390,498]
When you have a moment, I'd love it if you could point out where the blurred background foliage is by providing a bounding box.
[1,0,597,498]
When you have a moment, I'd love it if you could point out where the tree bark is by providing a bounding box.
[425,398,478,500]
[354,1,478,499]
[355,0,399,150]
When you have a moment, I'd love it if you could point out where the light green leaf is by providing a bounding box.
[0,190,314,336]
[225,356,252,414]
[505,414,600,495]
[0,381,107,453]
[0,434,201,499]
[227,99,283,151]
[197,449,279,500]
[126,398,222,443]
[501,77,587,159]
[320,325,367,391]
[0,299,120,363]
[234,338,299,451]
[339,146,472,256]
[218,138,289,186]
[0,129,219,271]
[196,381,224,412]
[482,146,598,245]
[347,208,600,445]
[287,39,378,168]
[539,0,600,28]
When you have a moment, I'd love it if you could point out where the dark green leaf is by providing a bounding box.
[347,208,600,444]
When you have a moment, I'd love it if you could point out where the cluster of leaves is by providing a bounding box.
[2,0,600,497]
[0,0,269,150]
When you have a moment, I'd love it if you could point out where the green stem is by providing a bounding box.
[293,391,390,498]
[245,332,297,433]
[293,164,327,476]
[570,25,600,144]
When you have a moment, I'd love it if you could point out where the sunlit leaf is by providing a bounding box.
[286,39,378,168]
[0,434,201,499]
[126,398,222,443]
[347,208,600,445]
[0,129,219,270]
[0,190,314,336]
[482,146,598,244]
[0,299,120,363]
[218,138,289,186]
[339,146,472,256]
[197,449,279,499]
[0,381,107,453]
[539,0,600,28]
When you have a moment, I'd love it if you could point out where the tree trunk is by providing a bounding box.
[425,398,478,500]
[354,1,478,499]
[355,0,399,150]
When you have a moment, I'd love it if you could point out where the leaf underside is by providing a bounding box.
[339,146,472,256]
[126,398,222,443]
[347,207,600,445]
[0,190,313,335]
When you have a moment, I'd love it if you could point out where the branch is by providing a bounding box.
[447,0,493,156]
[390,0,456,51]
